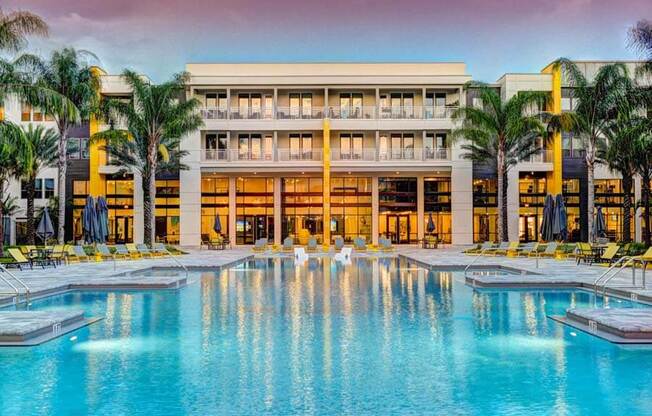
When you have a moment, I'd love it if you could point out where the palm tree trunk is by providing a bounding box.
[142,170,153,246]
[143,139,158,246]
[643,173,651,247]
[586,158,595,243]
[502,173,509,241]
[56,126,68,244]
[0,180,4,258]
[621,175,633,243]
[26,178,35,245]
[496,151,506,242]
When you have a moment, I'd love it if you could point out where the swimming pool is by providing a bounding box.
[1,257,652,415]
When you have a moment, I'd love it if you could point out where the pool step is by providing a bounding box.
[551,308,652,344]
[0,310,101,346]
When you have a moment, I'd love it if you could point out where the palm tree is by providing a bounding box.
[452,83,548,241]
[600,81,639,242]
[549,60,631,242]
[629,20,652,77]
[629,120,652,246]
[18,124,58,244]
[0,122,32,256]
[25,48,101,243]
[94,70,202,245]
[0,7,48,52]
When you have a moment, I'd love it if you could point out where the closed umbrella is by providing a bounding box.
[213,214,222,235]
[83,196,96,244]
[426,213,435,234]
[553,194,568,241]
[96,196,109,243]
[594,206,607,240]
[36,208,54,243]
[540,194,555,242]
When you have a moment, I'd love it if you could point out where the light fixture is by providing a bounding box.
[395,171,400,175]
[301,171,305,175]
[347,171,351,175]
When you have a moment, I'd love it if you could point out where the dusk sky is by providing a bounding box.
[7,0,651,82]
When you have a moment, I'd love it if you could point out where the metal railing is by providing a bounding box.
[277,148,323,162]
[422,147,451,161]
[203,149,274,162]
[163,248,188,281]
[331,148,376,161]
[0,264,30,305]
[199,105,459,120]
[379,148,418,161]
[525,149,554,163]
[593,256,639,306]
[276,106,324,120]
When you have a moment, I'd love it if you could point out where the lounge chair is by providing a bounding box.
[136,243,156,258]
[595,244,622,266]
[537,242,559,258]
[95,244,117,261]
[152,243,171,256]
[125,243,143,259]
[334,237,344,251]
[253,238,268,252]
[50,245,68,265]
[462,244,480,254]
[306,237,318,252]
[466,241,494,255]
[21,245,39,260]
[631,247,652,270]
[483,242,510,256]
[282,237,294,252]
[494,242,519,256]
[66,245,91,262]
[516,242,538,257]
[575,242,596,264]
[379,237,395,252]
[353,237,367,252]
[6,248,34,270]
[114,244,135,259]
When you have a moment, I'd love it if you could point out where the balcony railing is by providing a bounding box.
[422,147,451,160]
[202,147,451,162]
[200,107,229,120]
[331,148,377,161]
[199,105,458,120]
[276,106,324,120]
[525,149,553,163]
[277,148,323,161]
[203,149,274,161]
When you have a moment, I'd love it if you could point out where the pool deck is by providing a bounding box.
[0,310,101,346]
[0,248,253,307]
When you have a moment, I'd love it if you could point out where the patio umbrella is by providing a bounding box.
[36,208,54,243]
[540,194,555,242]
[594,206,607,240]
[426,213,435,234]
[96,196,109,243]
[213,214,222,235]
[552,194,568,242]
[82,196,96,244]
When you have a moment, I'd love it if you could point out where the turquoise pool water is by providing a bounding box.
[1,257,652,415]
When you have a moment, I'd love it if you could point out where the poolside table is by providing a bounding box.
[28,248,57,268]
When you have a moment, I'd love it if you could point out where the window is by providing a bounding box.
[289,93,313,118]
[425,92,448,118]
[67,138,90,159]
[238,133,273,160]
[424,132,449,159]
[20,102,53,122]
[380,133,414,160]
[205,92,227,108]
[388,93,415,118]
[21,178,53,199]
[289,133,313,160]
[562,132,585,158]
[339,93,363,119]
[44,179,54,198]
[205,133,228,160]
[339,133,363,160]
[237,93,263,119]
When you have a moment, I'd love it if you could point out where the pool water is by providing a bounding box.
[1,257,652,415]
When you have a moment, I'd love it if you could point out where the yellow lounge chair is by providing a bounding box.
[282,237,294,252]
[595,244,621,266]
[253,238,269,252]
[516,242,539,257]
[7,248,34,270]
[306,237,319,252]
[537,242,559,258]
[125,243,143,259]
[483,242,510,256]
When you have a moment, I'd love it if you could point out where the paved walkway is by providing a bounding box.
[398,246,652,301]
[0,248,252,307]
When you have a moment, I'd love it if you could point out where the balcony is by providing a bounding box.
[276,106,324,120]
[202,149,274,162]
[525,149,553,163]
[331,148,376,161]
[277,148,322,162]
[199,105,458,120]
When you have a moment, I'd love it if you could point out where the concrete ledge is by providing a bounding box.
[0,311,102,346]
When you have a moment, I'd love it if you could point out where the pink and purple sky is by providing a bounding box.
[7,0,651,82]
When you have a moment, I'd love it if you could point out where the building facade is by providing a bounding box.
[1,61,649,246]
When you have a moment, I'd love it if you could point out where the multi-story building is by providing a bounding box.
[1,61,648,246]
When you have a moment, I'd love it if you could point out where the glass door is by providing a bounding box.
[250,134,262,160]
[519,215,538,242]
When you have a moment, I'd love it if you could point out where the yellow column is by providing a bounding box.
[89,66,107,196]
[542,63,563,194]
[323,118,331,247]
[0,106,4,121]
